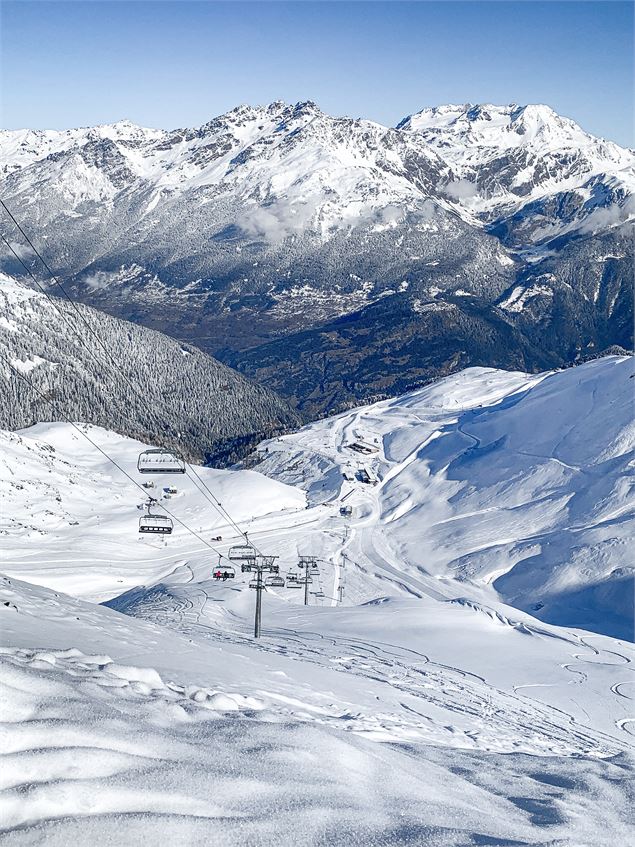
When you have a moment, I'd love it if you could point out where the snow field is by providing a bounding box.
[1,639,634,847]
[1,358,634,844]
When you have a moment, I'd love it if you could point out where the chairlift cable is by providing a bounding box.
[1,202,261,554]
[1,234,229,541]
[1,352,222,556]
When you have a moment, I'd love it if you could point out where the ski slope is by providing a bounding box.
[1,574,634,845]
[1,357,634,844]
[257,355,635,639]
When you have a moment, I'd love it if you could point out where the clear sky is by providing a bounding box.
[1,1,632,145]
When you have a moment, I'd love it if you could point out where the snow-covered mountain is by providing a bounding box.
[1,357,634,843]
[0,273,300,464]
[399,103,635,245]
[1,102,632,414]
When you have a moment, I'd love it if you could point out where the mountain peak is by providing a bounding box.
[397,101,628,155]
[397,102,564,133]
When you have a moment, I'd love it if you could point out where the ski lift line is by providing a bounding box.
[0,203,181,437]
[2,354,223,557]
[2,231,257,558]
[1,203,259,554]
[0,234,183,454]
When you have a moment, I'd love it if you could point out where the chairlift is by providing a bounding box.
[228,544,257,561]
[137,449,185,475]
[213,564,235,581]
[139,513,173,534]
[265,575,285,588]
[286,573,302,588]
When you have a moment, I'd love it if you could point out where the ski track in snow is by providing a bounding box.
[2,645,633,846]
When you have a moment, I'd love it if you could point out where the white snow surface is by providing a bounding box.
[2,101,633,245]
[400,103,635,236]
[1,358,634,844]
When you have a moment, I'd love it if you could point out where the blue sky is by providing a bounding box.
[1,1,632,145]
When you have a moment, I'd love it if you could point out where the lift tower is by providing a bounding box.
[243,555,280,638]
[297,556,319,606]
[228,541,279,638]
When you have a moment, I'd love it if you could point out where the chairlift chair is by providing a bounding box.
[213,565,235,580]
[137,449,186,475]
[286,573,302,588]
[139,514,173,534]
[265,575,285,588]
[228,544,257,562]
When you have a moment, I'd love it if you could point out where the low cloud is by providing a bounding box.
[81,270,115,292]
[374,205,404,226]
[441,179,479,201]
[578,196,635,234]
[240,201,315,242]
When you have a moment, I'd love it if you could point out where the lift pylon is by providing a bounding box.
[297,556,319,606]
[242,554,279,637]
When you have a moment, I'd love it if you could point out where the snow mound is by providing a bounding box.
[447,597,534,633]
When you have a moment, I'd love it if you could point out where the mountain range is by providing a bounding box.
[1,101,633,415]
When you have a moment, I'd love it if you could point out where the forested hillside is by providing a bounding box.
[0,273,300,464]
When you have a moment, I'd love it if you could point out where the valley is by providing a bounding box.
[1,101,632,415]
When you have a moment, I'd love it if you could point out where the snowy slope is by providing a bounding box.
[0,422,305,600]
[1,565,634,841]
[3,587,633,846]
[255,355,635,639]
[2,358,635,843]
